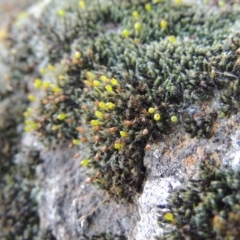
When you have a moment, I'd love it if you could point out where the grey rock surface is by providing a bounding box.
[136,113,240,239]
[36,144,138,239]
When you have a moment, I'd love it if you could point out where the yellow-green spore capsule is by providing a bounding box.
[111,78,118,85]
[40,68,46,75]
[164,212,175,222]
[99,102,106,109]
[79,0,86,9]
[174,0,182,4]
[114,142,124,150]
[23,111,30,118]
[100,75,108,82]
[28,94,35,101]
[86,71,95,80]
[145,3,152,11]
[134,22,141,31]
[90,119,100,126]
[148,107,155,114]
[24,121,38,132]
[24,120,38,130]
[93,80,101,87]
[51,85,61,94]
[51,125,61,131]
[160,19,168,30]
[74,51,81,59]
[120,131,129,137]
[43,81,50,89]
[122,29,129,38]
[171,116,178,123]
[34,79,42,89]
[132,11,139,19]
[95,111,103,119]
[57,113,67,120]
[169,36,176,43]
[154,113,161,121]
[81,159,90,167]
[23,107,32,118]
[106,102,116,110]
[58,75,66,81]
[72,139,80,145]
[218,0,225,7]
[57,10,66,17]
[105,85,113,93]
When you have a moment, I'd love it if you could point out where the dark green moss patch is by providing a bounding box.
[0,102,52,238]
[158,161,240,240]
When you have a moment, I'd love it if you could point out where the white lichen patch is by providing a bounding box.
[135,177,181,240]
[223,129,240,170]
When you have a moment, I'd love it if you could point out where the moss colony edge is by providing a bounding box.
[6,0,240,202]
[158,162,240,240]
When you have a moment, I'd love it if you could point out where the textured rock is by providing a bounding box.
[36,144,138,239]
[137,113,240,239]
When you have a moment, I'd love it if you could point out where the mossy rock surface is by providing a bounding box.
[2,0,240,239]
[18,0,240,201]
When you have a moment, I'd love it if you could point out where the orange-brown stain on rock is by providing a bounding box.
[182,155,197,167]
[182,155,197,176]
[196,146,206,161]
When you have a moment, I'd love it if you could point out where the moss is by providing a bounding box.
[0,149,42,240]
[0,106,44,240]
[0,39,50,240]
[4,0,240,202]
[158,161,240,240]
